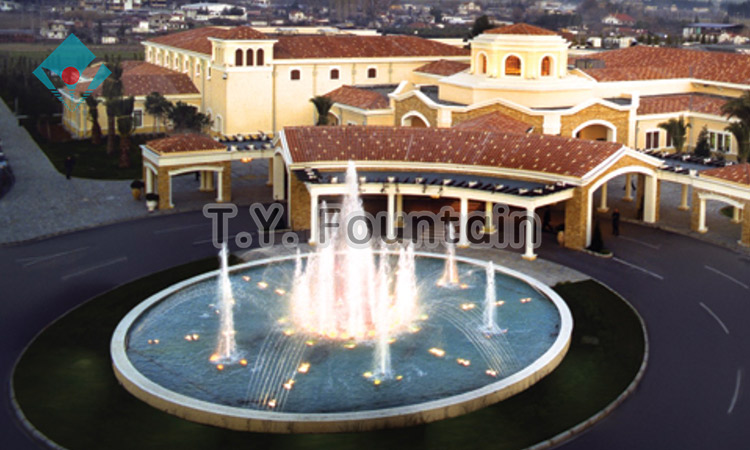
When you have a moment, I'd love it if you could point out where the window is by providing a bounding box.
[330,68,339,80]
[290,69,300,80]
[367,67,377,79]
[505,56,521,76]
[477,53,487,74]
[196,63,201,76]
[709,131,732,153]
[645,130,660,149]
[133,110,143,128]
[666,130,673,148]
[541,56,551,76]
[235,49,243,66]
[256,49,264,66]
[246,49,254,66]
[207,67,211,79]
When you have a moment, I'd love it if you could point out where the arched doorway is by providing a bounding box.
[573,120,616,142]
[401,111,430,128]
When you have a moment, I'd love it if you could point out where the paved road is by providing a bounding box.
[1,213,748,449]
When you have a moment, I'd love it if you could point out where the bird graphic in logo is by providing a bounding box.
[32,34,111,112]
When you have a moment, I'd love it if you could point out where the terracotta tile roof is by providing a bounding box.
[148,26,224,54]
[76,60,199,97]
[146,133,225,154]
[283,126,622,178]
[453,112,533,134]
[484,23,558,36]
[700,163,750,186]
[637,93,730,116]
[216,26,268,40]
[273,35,469,59]
[576,46,750,85]
[415,59,470,76]
[324,85,389,110]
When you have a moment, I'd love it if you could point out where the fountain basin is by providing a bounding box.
[111,252,572,433]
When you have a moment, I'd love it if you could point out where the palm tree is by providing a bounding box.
[84,94,102,145]
[115,97,135,168]
[167,101,212,133]
[310,96,333,126]
[102,64,123,156]
[721,92,750,162]
[145,91,171,135]
[658,116,689,153]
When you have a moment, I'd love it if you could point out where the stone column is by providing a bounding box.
[309,192,319,245]
[386,192,396,240]
[741,202,750,247]
[731,206,741,224]
[522,207,537,261]
[458,197,469,248]
[205,171,215,191]
[157,168,171,210]
[273,157,286,200]
[564,187,588,250]
[396,194,404,228]
[484,201,496,234]
[624,174,633,202]
[597,182,609,213]
[145,167,154,193]
[267,157,273,187]
[219,164,231,202]
[691,191,708,234]
[636,174,646,220]
[678,184,690,211]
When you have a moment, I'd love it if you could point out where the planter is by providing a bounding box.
[131,188,142,201]
[145,193,159,212]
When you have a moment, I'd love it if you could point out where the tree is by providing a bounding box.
[470,15,494,38]
[430,7,442,24]
[102,64,123,156]
[310,96,334,126]
[115,97,135,168]
[145,92,171,134]
[167,101,212,133]
[694,126,711,158]
[658,116,689,153]
[721,91,750,162]
[85,94,102,145]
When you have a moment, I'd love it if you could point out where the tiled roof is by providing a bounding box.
[701,163,750,186]
[76,60,199,97]
[324,85,389,110]
[484,23,558,36]
[638,93,730,116]
[148,27,469,59]
[415,59,470,76]
[577,46,750,85]
[453,112,533,134]
[216,26,268,40]
[283,126,622,178]
[273,35,469,59]
[146,133,225,154]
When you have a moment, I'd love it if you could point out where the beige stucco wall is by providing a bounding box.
[635,115,737,157]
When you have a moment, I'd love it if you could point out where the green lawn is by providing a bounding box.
[28,127,148,180]
[13,263,645,450]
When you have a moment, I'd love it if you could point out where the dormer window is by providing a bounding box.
[246,49,254,66]
[291,69,300,80]
[541,56,551,77]
[367,67,377,79]
[505,55,521,76]
[477,53,487,74]
[330,68,339,80]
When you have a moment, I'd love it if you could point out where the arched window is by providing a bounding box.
[235,49,243,66]
[290,69,300,80]
[477,53,487,74]
[367,67,377,79]
[246,49,254,66]
[541,56,551,77]
[330,68,339,80]
[505,56,521,76]
[256,49,264,66]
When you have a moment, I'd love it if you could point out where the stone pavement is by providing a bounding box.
[0,99,272,245]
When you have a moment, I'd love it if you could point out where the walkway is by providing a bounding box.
[0,99,272,245]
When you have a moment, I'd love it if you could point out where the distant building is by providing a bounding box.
[602,13,635,27]
[0,1,21,11]
[683,23,743,39]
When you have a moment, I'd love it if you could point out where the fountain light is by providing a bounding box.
[242,276,250,282]
[209,354,220,362]
[216,364,224,371]
[257,281,268,289]
[486,369,498,377]
[239,359,248,366]
[267,399,277,408]
[460,283,469,289]
[185,334,194,341]
[520,297,532,304]
[396,375,403,381]
[409,325,421,333]
[420,314,429,320]
[277,318,288,324]
[456,358,471,367]
[373,379,382,386]
[283,329,295,336]
[305,340,315,346]
[283,379,295,390]
[429,348,446,358]
[343,342,357,349]
[460,303,475,311]
[274,288,286,295]
[297,363,310,374]
[363,371,373,378]
[192,333,200,340]
[154,339,159,344]
[496,300,505,306]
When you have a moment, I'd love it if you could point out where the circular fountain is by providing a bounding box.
[111,164,572,433]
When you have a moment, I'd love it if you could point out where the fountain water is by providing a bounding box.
[437,222,460,287]
[482,261,501,334]
[210,242,238,363]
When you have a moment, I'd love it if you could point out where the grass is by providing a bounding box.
[13,263,645,450]
[28,127,149,180]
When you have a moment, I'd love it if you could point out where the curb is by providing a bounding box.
[527,278,650,450]
[620,218,750,256]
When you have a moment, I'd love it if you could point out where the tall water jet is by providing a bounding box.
[211,242,238,363]
[482,261,500,334]
[373,248,392,378]
[437,222,460,287]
